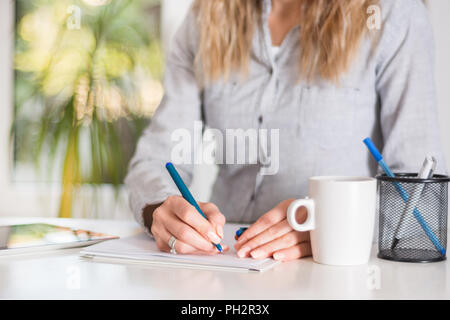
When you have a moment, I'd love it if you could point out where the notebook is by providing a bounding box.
[80,224,280,272]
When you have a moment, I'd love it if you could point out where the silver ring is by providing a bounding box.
[168,236,177,254]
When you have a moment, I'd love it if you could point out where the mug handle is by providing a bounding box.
[287,197,315,231]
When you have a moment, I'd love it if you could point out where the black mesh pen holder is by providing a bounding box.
[377,173,449,263]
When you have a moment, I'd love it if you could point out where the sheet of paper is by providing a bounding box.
[80,224,279,272]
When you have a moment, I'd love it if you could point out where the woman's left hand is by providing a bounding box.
[234,199,311,262]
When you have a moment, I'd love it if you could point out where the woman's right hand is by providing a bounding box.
[150,195,228,255]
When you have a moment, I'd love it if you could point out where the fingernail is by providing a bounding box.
[251,249,264,259]
[237,246,250,258]
[207,231,222,244]
[216,225,224,239]
[273,252,284,261]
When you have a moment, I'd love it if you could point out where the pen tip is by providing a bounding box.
[217,244,223,253]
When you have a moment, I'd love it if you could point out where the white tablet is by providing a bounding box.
[0,223,118,256]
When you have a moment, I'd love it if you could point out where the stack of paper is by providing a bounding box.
[80,224,279,272]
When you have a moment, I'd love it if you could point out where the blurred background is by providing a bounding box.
[0,0,194,220]
[0,0,449,221]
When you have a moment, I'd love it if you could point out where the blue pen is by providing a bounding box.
[363,138,445,256]
[165,162,223,252]
[235,227,248,239]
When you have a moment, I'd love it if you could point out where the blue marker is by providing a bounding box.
[235,227,248,239]
[363,138,445,256]
[165,162,223,253]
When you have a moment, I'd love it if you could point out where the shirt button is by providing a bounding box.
[258,115,263,124]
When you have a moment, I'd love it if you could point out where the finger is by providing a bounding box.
[155,223,229,255]
[199,202,226,238]
[166,196,222,245]
[249,231,310,259]
[234,204,289,251]
[155,238,229,255]
[152,218,229,254]
[236,219,293,258]
[273,242,312,262]
[152,223,198,254]
[164,212,219,252]
[236,205,307,252]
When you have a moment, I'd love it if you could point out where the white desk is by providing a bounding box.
[0,217,448,299]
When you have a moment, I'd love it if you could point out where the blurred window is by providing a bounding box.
[13,0,163,186]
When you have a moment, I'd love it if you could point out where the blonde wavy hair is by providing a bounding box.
[193,0,378,84]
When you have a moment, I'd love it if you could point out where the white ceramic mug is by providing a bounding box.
[287,176,377,265]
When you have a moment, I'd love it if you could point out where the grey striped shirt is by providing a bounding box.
[125,0,446,227]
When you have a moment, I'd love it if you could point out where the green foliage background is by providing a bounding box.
[13,0,163,217]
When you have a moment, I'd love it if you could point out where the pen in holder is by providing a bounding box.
[377,173,449,262]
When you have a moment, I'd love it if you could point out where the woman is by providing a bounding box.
[125,0,445,261]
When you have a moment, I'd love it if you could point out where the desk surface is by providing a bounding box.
[0,217,448,299]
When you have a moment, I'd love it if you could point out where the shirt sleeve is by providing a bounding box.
[376,0,447,174]
[124,7,202,227]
